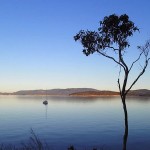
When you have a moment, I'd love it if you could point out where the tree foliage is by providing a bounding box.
[74,14,139,56]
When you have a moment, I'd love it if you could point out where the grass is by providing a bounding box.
[0,129,105,150]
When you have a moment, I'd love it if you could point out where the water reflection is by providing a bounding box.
[44,104,48,119]
[0,96,150,150]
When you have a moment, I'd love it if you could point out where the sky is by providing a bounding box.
[0,0,150,92]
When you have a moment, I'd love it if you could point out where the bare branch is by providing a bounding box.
[126,40,150,94]
[118,78,122,98]
[97,50,126,71]
[105,46,119,51]
[125,58,150,95]
[138,40,150,58]
[118,49,129,72]
[118,65,121,77]
[139,63,144,70]
[117,65,122,97]
[129,51,143,72]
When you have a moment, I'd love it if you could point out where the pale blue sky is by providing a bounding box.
[0,0,150,92]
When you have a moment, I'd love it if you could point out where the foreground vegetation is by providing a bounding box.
[0,129,104,150]
[0,145,103,150]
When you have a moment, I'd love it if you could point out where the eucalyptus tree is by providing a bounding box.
[74,14,150,150]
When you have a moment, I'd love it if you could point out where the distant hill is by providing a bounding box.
[12,88,99,96]
[70,89,150,97]
[70,91,119,96]
[0,92,12,95]
[128,89,150,97]
[0,88,150,97]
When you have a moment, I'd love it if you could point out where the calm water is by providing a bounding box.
[0,96,150,150]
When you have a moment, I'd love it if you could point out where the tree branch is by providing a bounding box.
[118,78,122,98]
[97,50,126,71]
[105,46,119,51]
[118,49,128,72]
[129,51,144,72]
[125,58,150,95]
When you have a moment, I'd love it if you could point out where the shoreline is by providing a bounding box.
[0,94,150,98]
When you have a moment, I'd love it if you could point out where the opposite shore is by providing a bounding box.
[0,88,150,97]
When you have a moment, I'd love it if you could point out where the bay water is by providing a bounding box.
[0,96,150,150]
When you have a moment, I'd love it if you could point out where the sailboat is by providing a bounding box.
[43,100,48,105]
[43,90,48,105]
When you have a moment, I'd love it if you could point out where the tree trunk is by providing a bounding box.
[122,97,128,150]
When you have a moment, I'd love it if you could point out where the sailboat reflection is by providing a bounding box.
[43,103,48,119]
